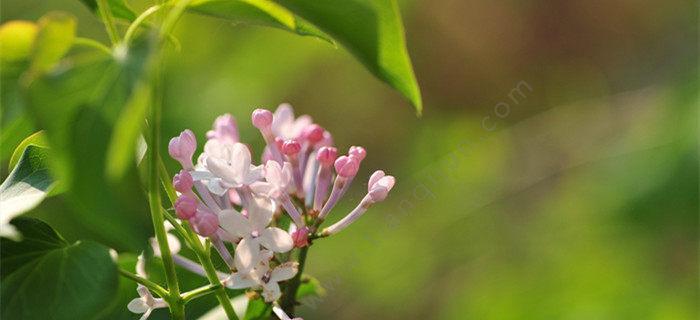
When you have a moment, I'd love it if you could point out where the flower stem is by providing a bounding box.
[118,268,169,298]
[280,245,310,314]
[96,0,120,45]
[181,283,223,302]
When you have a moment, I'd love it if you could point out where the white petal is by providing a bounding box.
[218,209,251,238]
[190,170,214,181]
[128,298,149,313]
[269,262,298,282]
[244,164,264,184]
[264,161,283,186]
[234,237,260,273]
[139,308,152,320]
[229,143,251,179]
[225,272,259,289]
[291,115,312,137]
[207,178,228,196]
[258,227,293,253]
[272,103,294,136]
[261,281,281,302]
[249,181,275,198]
[248,196,275,232]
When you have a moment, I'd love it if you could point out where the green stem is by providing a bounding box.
[181,283,222,302]
[96,0,120,45]
[118,268,169,298]
[123,5,163,46]
[279,246,310,314]
[73,37,112,55]
[148,54,184,319]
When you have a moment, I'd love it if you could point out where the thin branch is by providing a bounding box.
[118,268,169,298]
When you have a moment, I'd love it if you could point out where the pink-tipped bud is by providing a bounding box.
[174,194,197,220]
[291,226,310,248]
[168,130,197,169]
[192,212,219,236]
[173,170,194,193]
[302,124,325,143]
[348,146,366,161]
[334,155,360,177]
[316,146,338,166]
[206,114,239,143]
[252,108,273,129]
[367,170,395,203]
[282,139,301,156]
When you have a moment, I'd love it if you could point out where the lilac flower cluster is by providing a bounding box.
[130,104,394,319]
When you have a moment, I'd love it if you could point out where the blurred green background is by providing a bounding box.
[2,0,698,319]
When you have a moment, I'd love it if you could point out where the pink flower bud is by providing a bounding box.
[348,146,366,161]
[302,124,325,143]
[316,147,338,166]
[252,108,273,129]
[334,155,359,177]
[206,114,239,143]
[291,226,310,248]
[274,137,285,150]
[281,139,301,156]
[172,170,193,193]
[174,194,197,220]
[367,170,395,203]
[192,212,219,236]
[168,129,197,169]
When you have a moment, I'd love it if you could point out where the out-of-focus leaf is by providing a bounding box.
[8,131,48,170]
[78,0,137,21]
[24,39,152,252]
[243,297,271,320]
[296,275,325,299]
[0,217,118,320]
[272,0,422,113]
[188,0,333,44]
[30,12,76,72]
[0,115,34,163]
[106,82,150,180]
[0,20,38,63]
[0,146,54,240]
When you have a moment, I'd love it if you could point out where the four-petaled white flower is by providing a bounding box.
[194,141,263,195]
[226,250,298,302]
[128,255,168,320]
[219,195,293,273]
[271,103,312,140]
[250,160,294,199]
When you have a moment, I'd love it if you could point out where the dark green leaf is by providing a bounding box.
[0,146,54,240]
[106,82,150,180]
[78,0,137,21]
[273,0,423,113]
[296,275,325,300]
[24,40,152,252]
[1,218,119,320]
[188,0,333,44]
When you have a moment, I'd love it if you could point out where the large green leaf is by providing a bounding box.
[188,0,333,44]
[30,12,76,73]
[273,0,422,113]
[0,217,119,320]
[8,131,48,170]
[24,40,152,252]
[0,145,54,240]
[78,0,137,21]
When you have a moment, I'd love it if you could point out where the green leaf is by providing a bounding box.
[0,115,34,163]
[188,0,334,44]
[1,217,119,320]
[273,0,422,113]
[0,146,54,241]
[243,297,272,320]
[105,82,150,180]
[24,40,152,252]
[30,12,76,73]
[8,131,48,170]
[296,275,325,300]
[78,0,137,21]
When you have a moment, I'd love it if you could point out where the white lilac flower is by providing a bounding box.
[219,195,293,273]
[128,255,168,320]
[250,161,305,227]
[194,141,263,195]
[225,250,298,302]
[271,103,312,140]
